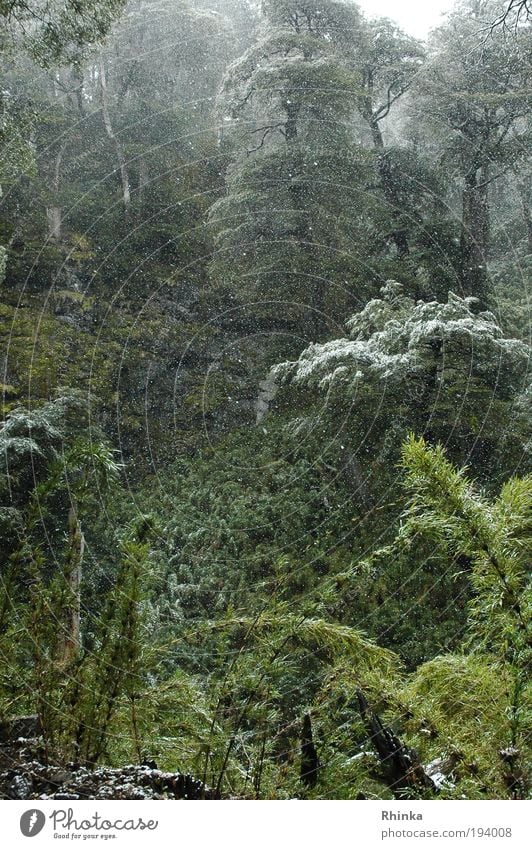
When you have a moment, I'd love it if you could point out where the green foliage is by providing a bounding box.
[413,0,531,300]
[141,422,367,648]
[400,436,531,668]
[274,283,531,486]
[109,668,217,773]
[1,0,126,66]
[67,527,153,764]
[0,395,123,748]
[208,0,380,329]
[0,91,36,189]
[385,437,532,798]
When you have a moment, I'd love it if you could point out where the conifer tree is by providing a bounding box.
[273,281,531,486]
[208,0,373,334]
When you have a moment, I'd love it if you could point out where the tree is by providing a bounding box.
[208,0,374,335]
[491,0,532,28]
[355,17,424,257]
[395,436,531,798]
[0,0,235,302]
[301,437,530,799]
[416,0,531,302]
[272,280,531,491]
[93,0,234,218]
[0,393,156,763]
[400,435,531,666]
[0,0,126,66]
[0,0,126,280]
[0,392,121,664]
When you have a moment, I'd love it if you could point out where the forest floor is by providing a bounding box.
[0,731,219,800]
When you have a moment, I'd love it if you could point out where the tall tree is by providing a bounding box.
[208,0,374,336]
[416,0,531,302]
[355,17,424,257]
[0,0,127,279]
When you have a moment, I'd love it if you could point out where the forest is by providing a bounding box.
[0,0,530,801]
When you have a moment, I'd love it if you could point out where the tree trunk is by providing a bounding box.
[369,115,384,150]
[58,505,84,665]
[284,99,300,143]
[70,65,85,118]
[138,156,149,212]
[365,106,410,257]
[99,55,131,214]
[460,165,490,302]
[46,144,65,243]
[378,153,410,257]
[284,97,326,335]
[300,713,319,788]
[516,173,532,255]
[46,207,62,243]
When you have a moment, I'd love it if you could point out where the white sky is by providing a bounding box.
[357,0,455,38]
